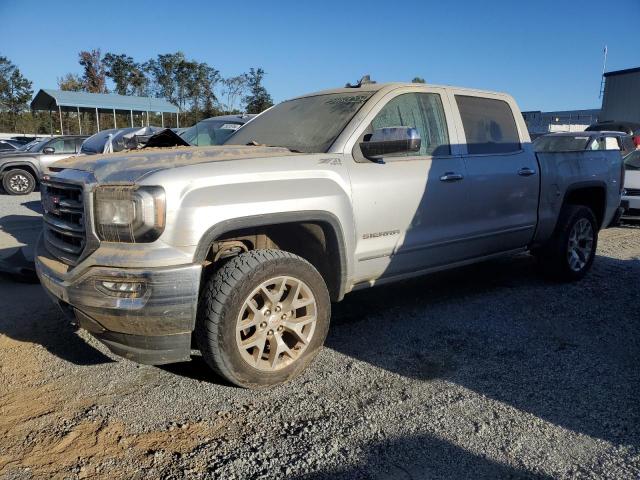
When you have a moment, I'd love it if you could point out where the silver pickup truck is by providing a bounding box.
[36,81,624,388]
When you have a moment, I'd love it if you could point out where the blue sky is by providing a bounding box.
[1,0,638,111]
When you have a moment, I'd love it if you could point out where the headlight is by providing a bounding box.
[94,185,166,243]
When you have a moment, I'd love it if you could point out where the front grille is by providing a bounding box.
[625,188,640,197]
[41,179,86,264]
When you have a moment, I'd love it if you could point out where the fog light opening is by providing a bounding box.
[96,279,146,298]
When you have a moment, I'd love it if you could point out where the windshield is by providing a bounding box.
[224,92,373,153]
[624,150,640,171]
[181,120,244,146]
[534,135,592,152]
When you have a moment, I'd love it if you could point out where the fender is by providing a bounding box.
[0,159,41,178]
[194,210,349,300]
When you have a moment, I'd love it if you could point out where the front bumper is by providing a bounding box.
[35,235,202,365]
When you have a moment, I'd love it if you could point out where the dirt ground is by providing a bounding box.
[0,198,639,478]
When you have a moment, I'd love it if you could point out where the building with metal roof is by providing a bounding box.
[30,89,180,135]
[522,109,600,135]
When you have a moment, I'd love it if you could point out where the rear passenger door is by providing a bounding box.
[450,92,539,253]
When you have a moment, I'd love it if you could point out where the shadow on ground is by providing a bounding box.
[0,213,41,280]
[0,274,113,365]
[327,253,640,449]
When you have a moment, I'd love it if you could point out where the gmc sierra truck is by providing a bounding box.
[35,81,624,388]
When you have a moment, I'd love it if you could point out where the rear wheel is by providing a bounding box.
[3,169,36,195]
[196,249,330,388]
[536,205,598,281]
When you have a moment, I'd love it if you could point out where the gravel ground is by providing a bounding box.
[0,194,639,479]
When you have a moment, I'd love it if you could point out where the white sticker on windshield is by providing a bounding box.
[220,123,241,130]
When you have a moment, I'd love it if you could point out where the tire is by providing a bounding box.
[196,249,331,388]
[536,205,598,281]
[2,169,36,195]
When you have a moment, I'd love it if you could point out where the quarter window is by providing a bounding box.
[455,95,521,154]
[370,93,450,156]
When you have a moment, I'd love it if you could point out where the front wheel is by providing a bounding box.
[2,169,36,195]
[196,250,331,388]
[536,205,598,281]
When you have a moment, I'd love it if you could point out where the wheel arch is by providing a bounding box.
[562,181,607,229]
[0,161,40,182]
[194,211,349,301]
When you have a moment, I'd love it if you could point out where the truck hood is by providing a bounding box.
[51,145,300,183]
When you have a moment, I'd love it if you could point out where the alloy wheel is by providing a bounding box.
[566,218,594,272]
[235,276,318,371]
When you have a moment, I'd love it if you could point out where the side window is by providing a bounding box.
[455,95,521,154]
[604,136,620,151]
[370,93,450,156]
[62,139,77,153]
[47,138,64,152]
[47,138,76,153]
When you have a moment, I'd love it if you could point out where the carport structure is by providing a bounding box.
[30,89,179,135]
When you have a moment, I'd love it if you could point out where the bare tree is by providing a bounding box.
[221,76,248,113]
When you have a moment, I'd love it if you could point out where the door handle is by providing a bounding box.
[518,167,536,176]
[440,172,464,182]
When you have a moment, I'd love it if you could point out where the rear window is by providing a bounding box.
[455,95,521,154]
[534,135,592,152]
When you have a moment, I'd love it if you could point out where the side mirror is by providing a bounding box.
[43,147,55,154]
[360,127,421,160]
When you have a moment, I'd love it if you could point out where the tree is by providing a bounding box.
[58,73,84,91]
[144,52,185,106]
[103,53,148,96]
[200,65,221,117]
[187,62,220,119]
[243,68,273,114]
[145,53,222,122]
[221,75,247,113]
[0,56,33,130]
[78,49,107,93]
[412,77,426,83]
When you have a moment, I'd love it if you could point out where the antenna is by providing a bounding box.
[599,45,608,99]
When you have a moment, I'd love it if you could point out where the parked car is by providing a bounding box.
[179,114,255,146]
[37,81,623,388]
[0,135,87,195]
[621,150,640,219]
[586,121,640,147]
[0,139,23,152]
[534,131,636,157]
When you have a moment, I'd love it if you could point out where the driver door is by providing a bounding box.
[347,89,477,284]
[40,137,78,171]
